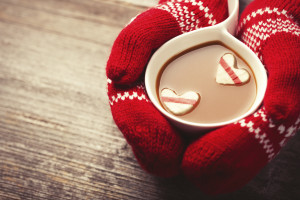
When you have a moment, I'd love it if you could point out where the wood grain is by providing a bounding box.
[0,0,299,199]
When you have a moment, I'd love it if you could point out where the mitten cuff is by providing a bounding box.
[156,0,228,33]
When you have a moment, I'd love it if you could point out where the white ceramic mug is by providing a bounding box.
[145,0,268,133]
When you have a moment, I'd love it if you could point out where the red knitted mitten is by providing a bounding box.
[182,0,300,194]
[107,0,228,177]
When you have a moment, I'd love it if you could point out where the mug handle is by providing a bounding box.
[217,0,239,35]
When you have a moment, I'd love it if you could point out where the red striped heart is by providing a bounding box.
[161,88,200,115]
[216,53,250,85]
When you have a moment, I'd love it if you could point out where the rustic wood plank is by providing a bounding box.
[0,0,144,27]
[0,0,153,199]
[106,0,159,7]
[0,1,134,46]
[0,0,299,199]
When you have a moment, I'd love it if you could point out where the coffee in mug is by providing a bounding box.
[157,41,257,124]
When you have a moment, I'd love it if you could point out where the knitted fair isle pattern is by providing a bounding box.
[236,0,300,158]
[106,0,228,177]
[181,0,300,194]
[106,0,228,84]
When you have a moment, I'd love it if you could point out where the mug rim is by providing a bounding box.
[144,0,267,131]
[145,35,268,130]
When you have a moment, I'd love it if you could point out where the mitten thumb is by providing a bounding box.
[262,33,300,122]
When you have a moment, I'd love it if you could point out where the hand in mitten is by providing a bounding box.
[107,0,228,177]
[182,0,300,194]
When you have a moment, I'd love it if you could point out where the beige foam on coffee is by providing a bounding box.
[158,42,257,124]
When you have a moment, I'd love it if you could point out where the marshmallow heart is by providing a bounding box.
[216,53,250,85]
[160,88,200,116]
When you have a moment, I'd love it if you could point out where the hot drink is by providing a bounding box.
[157,41,257,124]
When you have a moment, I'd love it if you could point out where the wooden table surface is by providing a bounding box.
[0,0,299,199]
